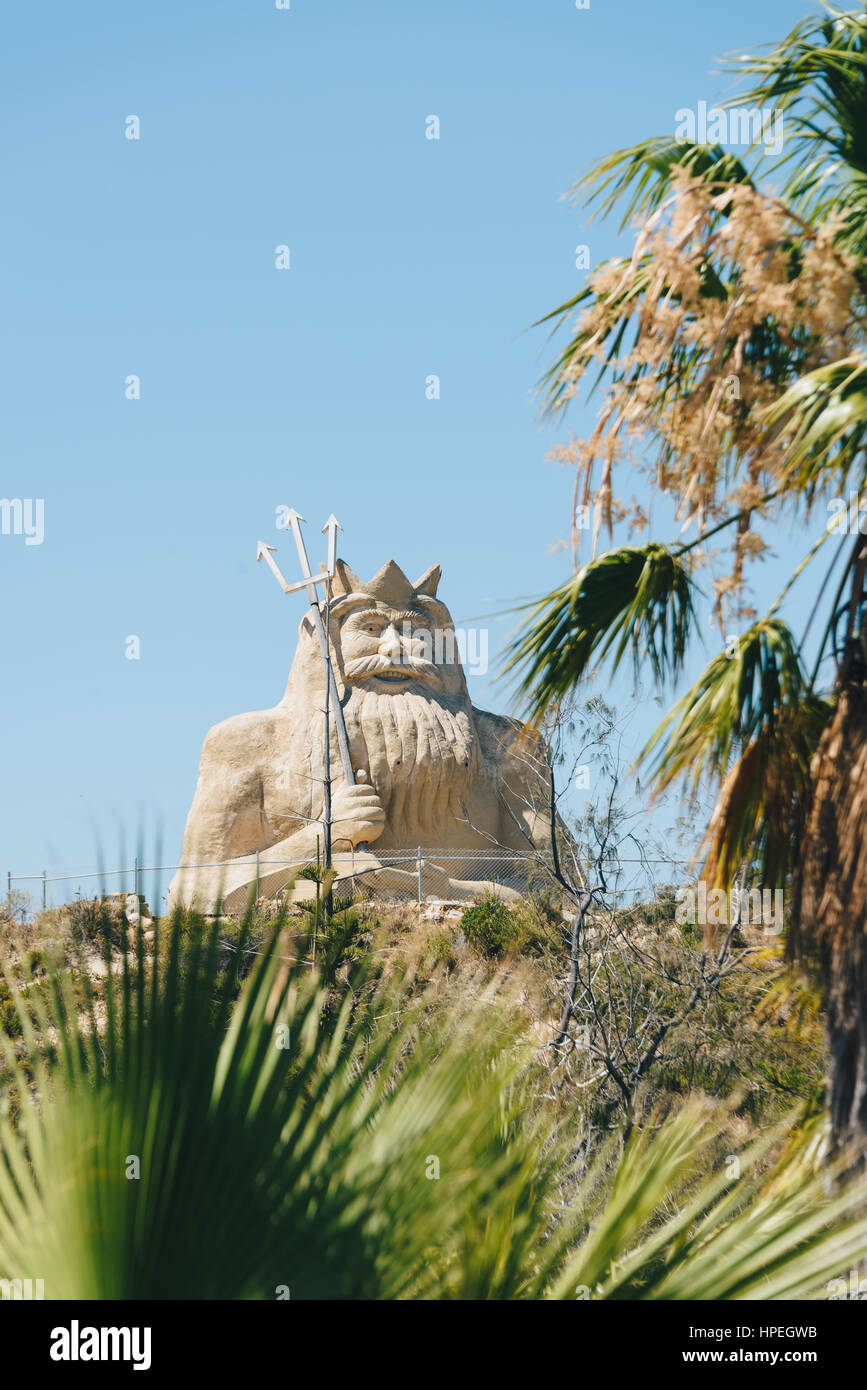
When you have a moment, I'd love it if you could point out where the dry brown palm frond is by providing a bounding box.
[701,696,830,892]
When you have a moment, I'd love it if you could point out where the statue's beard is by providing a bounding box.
[340,683,480,846]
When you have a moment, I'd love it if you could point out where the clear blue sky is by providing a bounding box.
[0,0,817,900]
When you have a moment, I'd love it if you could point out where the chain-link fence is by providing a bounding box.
[5,848,566,918]
[323,849,563,908]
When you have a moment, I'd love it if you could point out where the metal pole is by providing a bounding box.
[42,870,47,911]
[134,855,139,900]
[313,836,320,966]
[307,603,355,785]
[323,573,334,912]
[417,846,423,905]
[6,871,10,906]
[286,514,356,789]
[255,848,260,902]
[315,572,367,857]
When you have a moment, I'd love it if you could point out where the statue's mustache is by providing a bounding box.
[343,653,441,684]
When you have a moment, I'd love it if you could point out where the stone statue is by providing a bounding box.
[169,559,551,911]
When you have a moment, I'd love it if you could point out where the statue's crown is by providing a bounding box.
[330,558,441,604]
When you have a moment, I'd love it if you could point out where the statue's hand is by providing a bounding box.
[331,781,386,848]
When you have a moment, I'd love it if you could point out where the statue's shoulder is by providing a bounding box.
[472,707,547,770]
[199,705,278,766]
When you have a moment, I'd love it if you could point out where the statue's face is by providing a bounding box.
[336,602,466,699]
[288,587,479,840]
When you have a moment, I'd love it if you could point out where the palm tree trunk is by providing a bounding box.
[793,680,867,1148]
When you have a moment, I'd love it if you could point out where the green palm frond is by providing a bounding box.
[569,138,752,231]
[726,5,867,247]
[763,354,867,494]
[506,544,696,725]
[554,1097,867,1301]
[644,618,809,795]
[563,9,867,248]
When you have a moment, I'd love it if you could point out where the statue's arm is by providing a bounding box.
[178,720,269,864]
[170,718,297,910]
[170,716,385,911]
[475,711,552,853]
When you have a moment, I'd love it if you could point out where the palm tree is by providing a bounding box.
[509,6,867,1147]
[2,907,867,1299]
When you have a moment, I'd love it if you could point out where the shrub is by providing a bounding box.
[0,997,22,1038]
[427,931,457,969]
[67,897,127,954]
[461,898,520,957]
[320,908,371,980]
[25,949,45,977]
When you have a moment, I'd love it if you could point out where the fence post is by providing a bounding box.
[417,846,423,905]
[6,871,10,906]
[42,870,47,912]
[134,855,139,900]
[255,849,260,902]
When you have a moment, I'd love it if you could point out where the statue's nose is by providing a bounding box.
[378,624,404,658]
